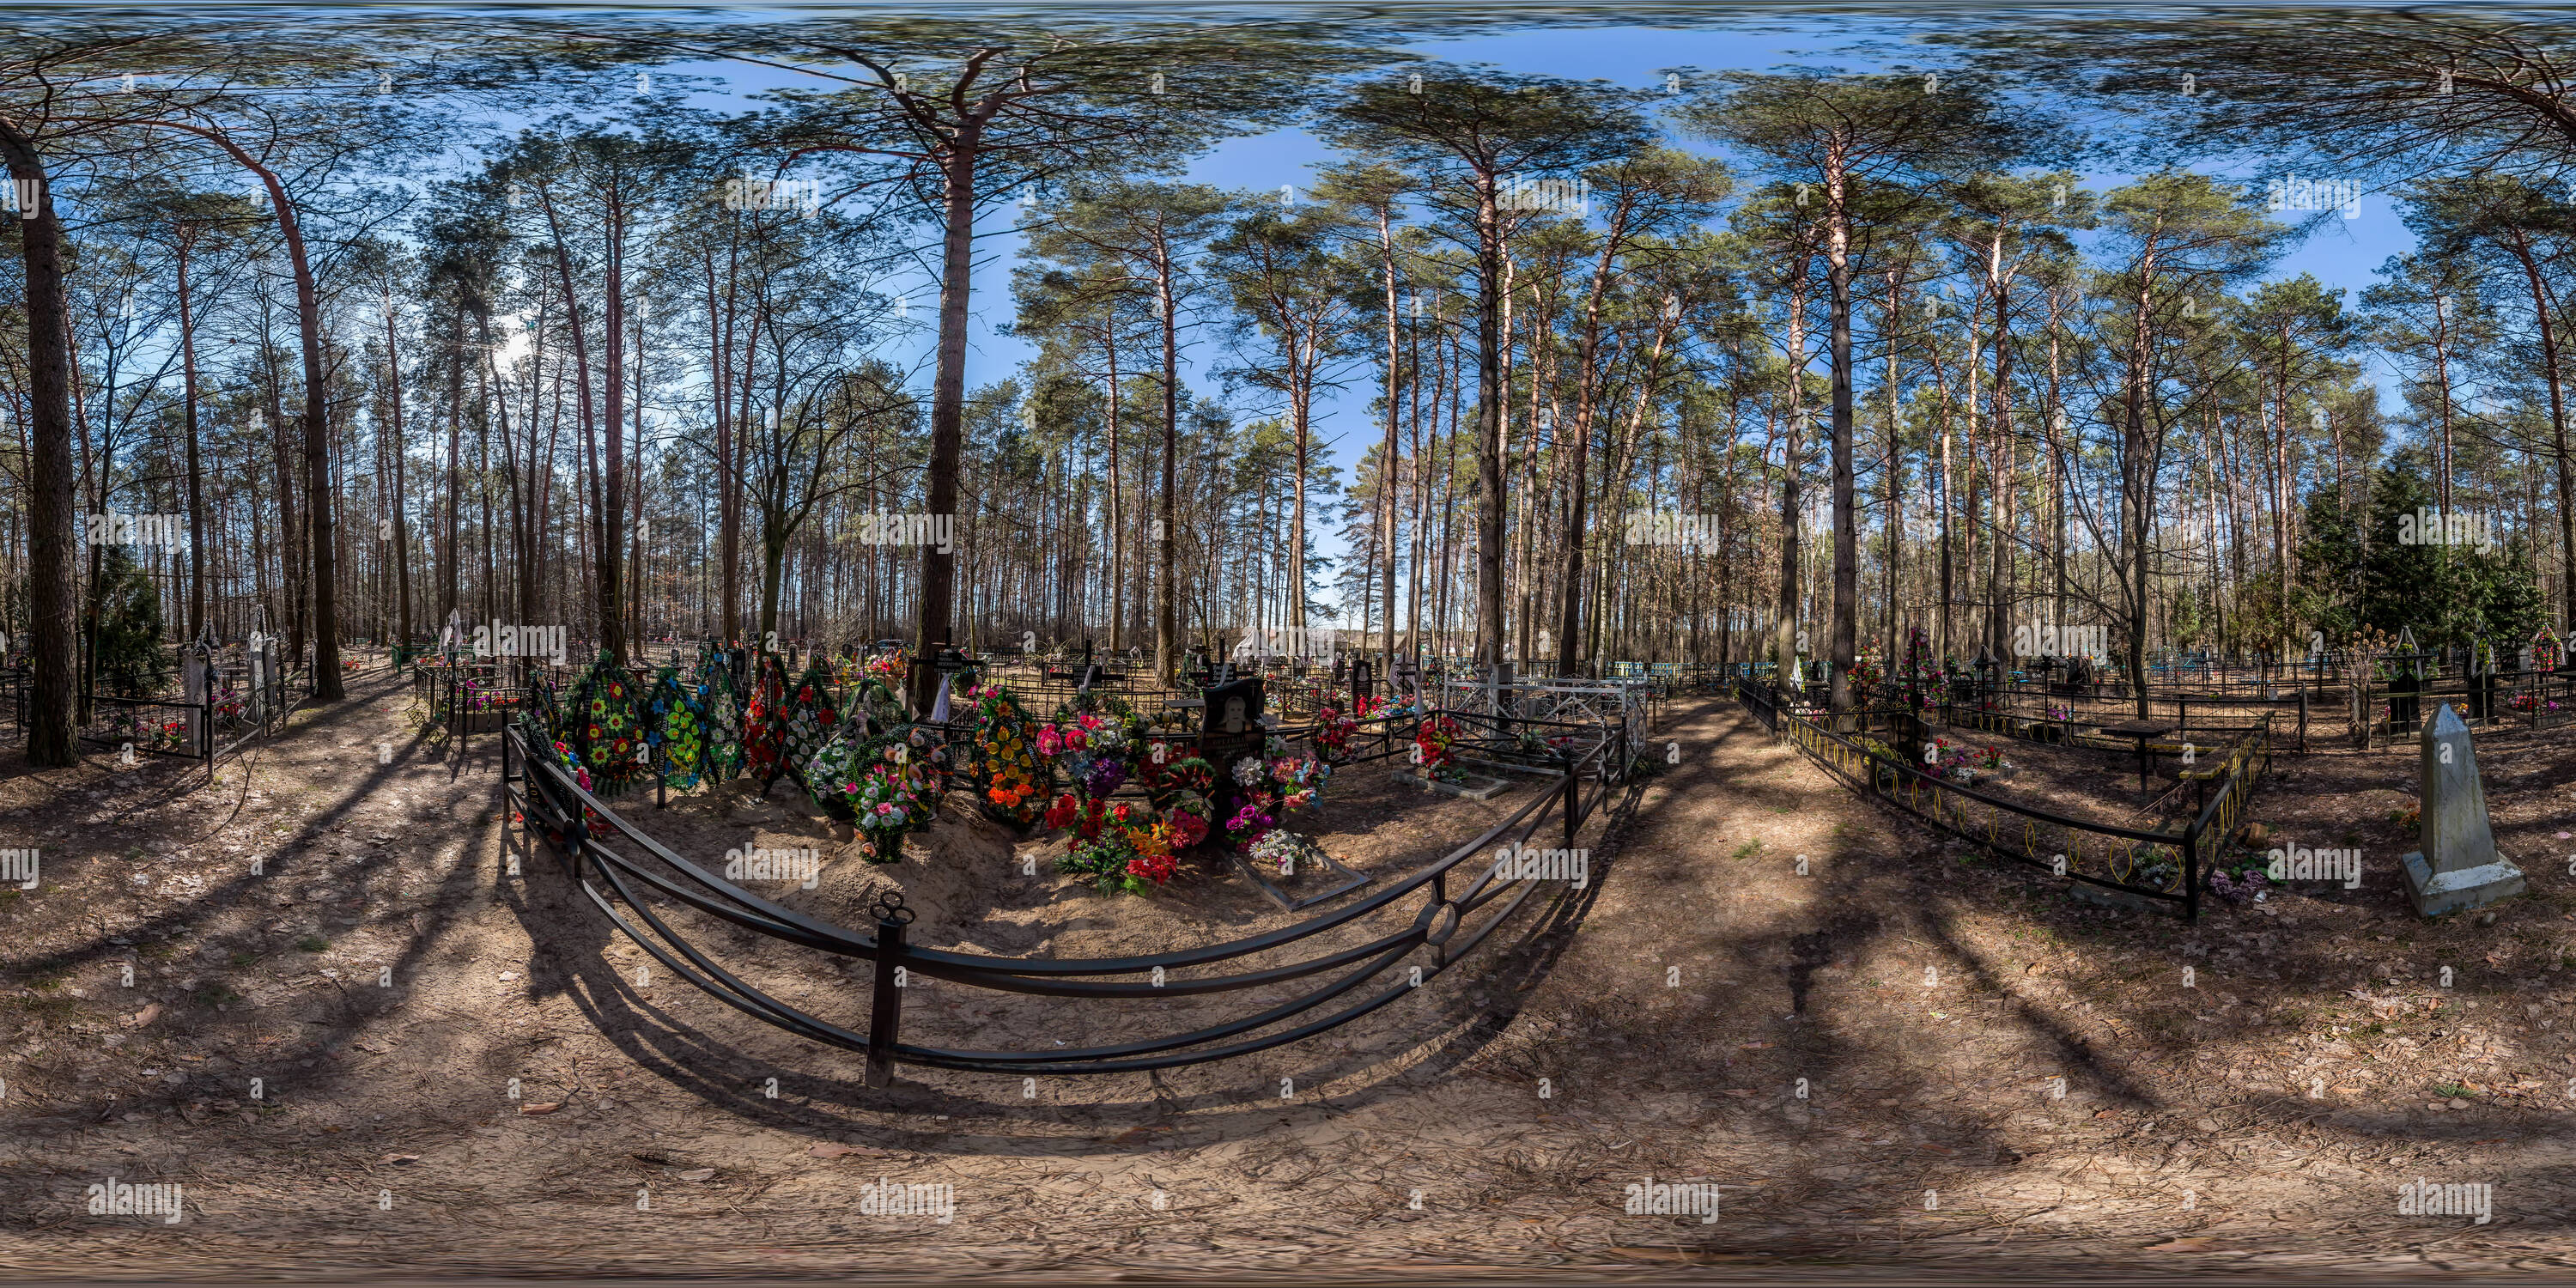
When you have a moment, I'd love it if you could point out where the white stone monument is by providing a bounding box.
[2400,703,2525,916]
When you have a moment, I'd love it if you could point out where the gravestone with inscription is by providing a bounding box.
[2400,703,2525,917]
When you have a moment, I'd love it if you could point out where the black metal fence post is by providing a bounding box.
[200,677,215,786]
[2183,813,2202,924]
[1560,757,1581,851]
[866,892,915,1088]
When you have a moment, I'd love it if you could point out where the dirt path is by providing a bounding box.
[3,685,2573,1279]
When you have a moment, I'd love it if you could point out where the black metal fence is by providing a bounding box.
[1748,641,2576,753]
[78,689,211,767]
[1736,678,2269,921]
[498,696,1641,1081]
[410,655,547,753]
[6,639,309,779]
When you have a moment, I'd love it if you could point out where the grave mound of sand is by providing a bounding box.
[635,762,1539,962]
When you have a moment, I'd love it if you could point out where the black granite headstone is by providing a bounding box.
[1202,677,1267,830]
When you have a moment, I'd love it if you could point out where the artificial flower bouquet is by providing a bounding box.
[568,652,648,798]
[1412,714,1461,781]
[645,667,707,790]
[1309,704,1358,762]
[1053,800,1179,894]
[850,760,934,862]
[966,683,1048,827]
[1248,829,1326,879]
[740,654,791,787]
[864,650,907,687]
[1134,739,1217,803]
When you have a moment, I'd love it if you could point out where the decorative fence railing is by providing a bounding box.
[499,698,1642,1081]
[1909,679,2275,767]
[14,639,309,780]
[1437,676,1662,745]
[1907,664,2576,750]
[1736,679,2269,922]
[79,689,212,769]
[411,656,545,750]
[1755,641,2576,751]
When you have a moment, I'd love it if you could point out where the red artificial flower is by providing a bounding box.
[1045,793,1080,830]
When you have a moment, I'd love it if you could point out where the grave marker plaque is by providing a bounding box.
[1203,677,1262,738]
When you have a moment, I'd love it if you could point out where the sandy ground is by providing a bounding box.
[3,674,2576,1279]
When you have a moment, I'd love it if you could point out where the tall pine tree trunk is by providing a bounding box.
[0,128,76,763]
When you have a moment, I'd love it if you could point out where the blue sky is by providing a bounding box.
[653,16,2421,623]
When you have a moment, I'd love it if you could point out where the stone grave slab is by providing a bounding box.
[1417,771,1510,801]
